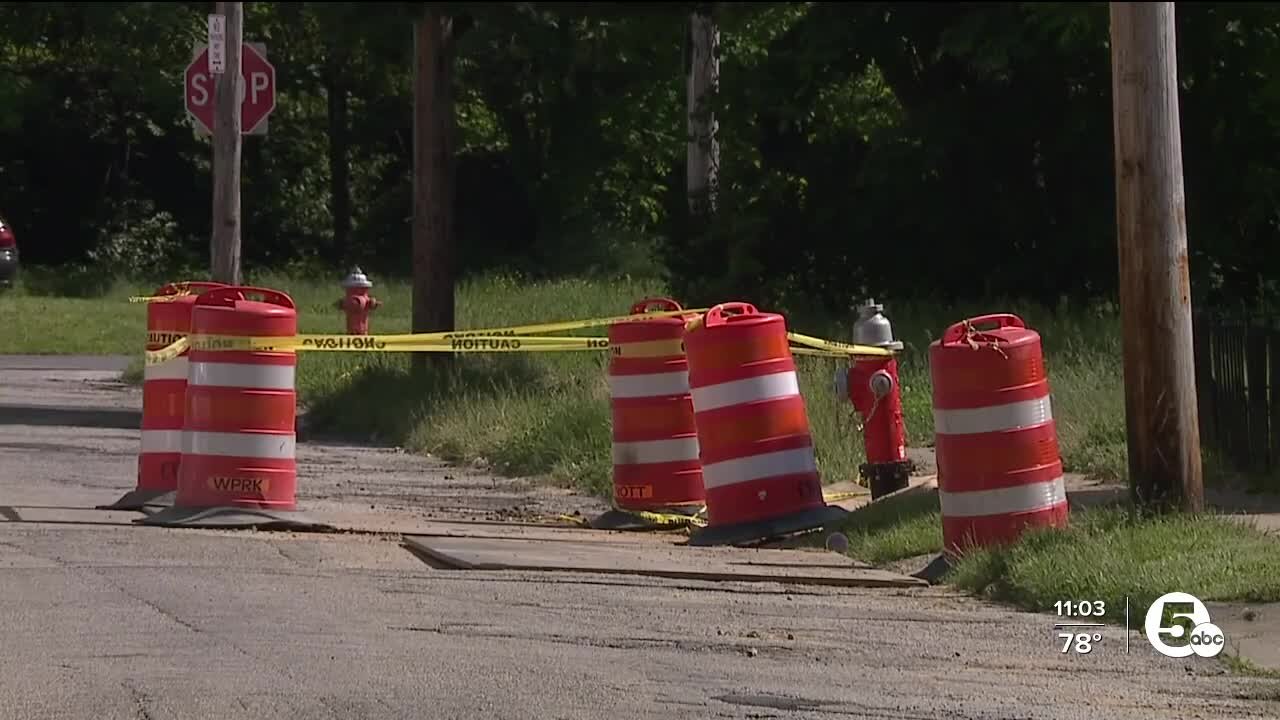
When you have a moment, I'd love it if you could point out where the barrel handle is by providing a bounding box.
[941,314,1024,345]
[630,297,684,315]
[702,302,759,328]
[197,285,297,310]
[153,281,227,297]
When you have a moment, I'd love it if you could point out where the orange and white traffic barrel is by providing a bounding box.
[592,298,704,530]
[101,281,226,511]
[683,302,846,546]
[141,286,320,530]
[929,314,1068,556]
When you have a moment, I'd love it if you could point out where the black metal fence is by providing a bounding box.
[1193,313,1280,486]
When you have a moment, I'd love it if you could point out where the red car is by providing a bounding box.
[0,216,16,287]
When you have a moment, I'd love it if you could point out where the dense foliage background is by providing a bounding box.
[3,1,1278,313]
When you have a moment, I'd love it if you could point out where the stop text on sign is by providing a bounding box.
[183,41,276,136]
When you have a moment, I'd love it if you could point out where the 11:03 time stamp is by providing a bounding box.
[1053,599,1126,655]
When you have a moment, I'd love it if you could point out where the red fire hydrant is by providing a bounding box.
[835,300,912,499]
[335,266,381,335]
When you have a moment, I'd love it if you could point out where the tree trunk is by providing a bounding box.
[1110,2,1204,514]
[325,52,352,265]
[686,5,720,218]
[211,1,243,285]
[411,9,457,373]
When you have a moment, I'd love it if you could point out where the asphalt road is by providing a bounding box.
[0,354,133,371]
[1,356,1277,719]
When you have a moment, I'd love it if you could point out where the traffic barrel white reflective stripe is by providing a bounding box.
[932,395,1054,436]
[610,436,701,466]
[188,361,296,390]
[701,446,819,490]
[938,475,1067,518]
[139,429,183,454]
[607,370,691,400]
[690,370,801,413]
[182,430,296,460]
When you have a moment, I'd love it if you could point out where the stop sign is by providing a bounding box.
[184,43,276,135]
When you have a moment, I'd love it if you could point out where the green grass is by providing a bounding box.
[1222,653,1280,681]
[821,489,944,564]
[0,268,1129,496]
[824,487,1280,616]
[824,486,1280,659]
[946,507,1280,615]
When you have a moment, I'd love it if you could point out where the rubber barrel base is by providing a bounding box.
[97,488,175,512]
[688,504,848,547]
[862,462,911,500]
[589,505,702,532]
[136,505,334,532]
[912,553,953,585]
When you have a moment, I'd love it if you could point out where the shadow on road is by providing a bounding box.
[0,504,154,528]
[0,404,141,429]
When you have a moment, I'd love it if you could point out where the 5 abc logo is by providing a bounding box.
[1144,592,1226,658]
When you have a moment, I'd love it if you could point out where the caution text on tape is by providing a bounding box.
[144,333,610,364]
[147,336,190,365]
[196,333,609,353]
[147,331,186,347]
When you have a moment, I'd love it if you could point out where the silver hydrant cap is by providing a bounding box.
[341,266,373,289]
[852,297,903,350]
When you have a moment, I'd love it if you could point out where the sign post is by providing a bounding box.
[183,2,277,285]
[210,1,242,286]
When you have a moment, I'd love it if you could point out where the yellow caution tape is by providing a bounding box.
[143,332,889,365]
[616,493,859,531]
[206,333,606,352]
[144,333,881,365]
[615,506,708,529]
[551,494,859,531]
[610,339,879,360]
[555,514,592,528]
[609,337,687,359]
[147,331,187,347]
[790,347,855,359]
[146,336,190,364]
[787,332,894,358]
[425,308,708,339]
[127,284,199,303]
[822,490,866,503]
[145,333,607,364]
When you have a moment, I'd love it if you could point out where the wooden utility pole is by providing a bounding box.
[686,4,720,217]
[211,1,243,285]
[411,7,458,372]
[1110,2,1204,513]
